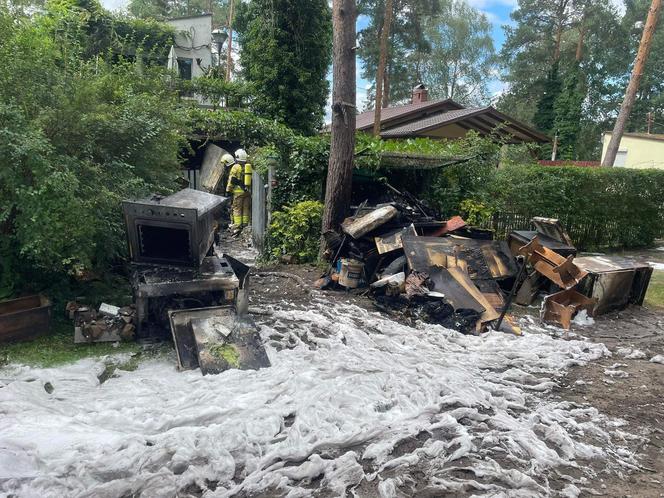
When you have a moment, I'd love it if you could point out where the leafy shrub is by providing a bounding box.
[469,165,664,249]
[0,6,185,296]
[459,199,493,226]
[268,201,324,263]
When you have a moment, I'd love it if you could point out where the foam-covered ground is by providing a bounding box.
[0,298,643,497]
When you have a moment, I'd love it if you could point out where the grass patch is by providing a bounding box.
[0,317,140,368]
[645,270,664,309]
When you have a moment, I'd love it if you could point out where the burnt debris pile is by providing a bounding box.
[318,194,655,335]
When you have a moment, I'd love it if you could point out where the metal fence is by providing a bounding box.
[476,211,651,250]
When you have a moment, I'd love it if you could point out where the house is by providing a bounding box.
[355,84,548,144]
[167,14,213,81]
[600,132,664,169]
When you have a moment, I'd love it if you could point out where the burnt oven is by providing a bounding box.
[122,188,228,267]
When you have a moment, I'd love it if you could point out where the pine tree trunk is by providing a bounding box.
[552,0,568,62]
[373,0,394,136]
[226,0,235,80]
[322,0,357,234]
[603,0,662,166]
[383,67,390,108]
[553,23,563,61]
[575,12,586,62]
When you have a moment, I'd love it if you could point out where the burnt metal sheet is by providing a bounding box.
[374,225,417,254]
[428,268,485,314]
[515,271,546,306]
[168,306,270,374]
[532,217,574,246]
[574,256,652,273]
[199,144,229,193]
[574,256,653,314]
[193,316,270,375]
[446,267,501,325]
[402,235,517,280]
[168,308,205,370]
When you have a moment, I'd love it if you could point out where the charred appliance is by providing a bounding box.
[123,188,226,267]
[123,188,238,339]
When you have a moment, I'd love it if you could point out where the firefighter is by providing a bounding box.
[226,148,252,233]
[218,152,235,192]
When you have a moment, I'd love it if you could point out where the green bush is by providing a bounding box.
[267,201,324,263]
[0,5,185,297]
[472,165,664,249]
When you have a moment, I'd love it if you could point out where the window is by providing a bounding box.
[614,150,628,167]
[177,57,193,80]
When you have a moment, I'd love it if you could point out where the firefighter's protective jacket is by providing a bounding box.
[226,162,252,195]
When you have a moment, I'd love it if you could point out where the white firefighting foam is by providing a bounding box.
[0,299,641,497]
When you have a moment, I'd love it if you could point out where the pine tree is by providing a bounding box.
[533,62,562,134]
[553,64,584,159]
[236,0,332,135]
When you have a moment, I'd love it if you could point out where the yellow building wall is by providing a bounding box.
[601,133,664,169]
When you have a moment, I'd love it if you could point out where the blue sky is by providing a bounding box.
[351,0,517,110]
[100,0,517,107]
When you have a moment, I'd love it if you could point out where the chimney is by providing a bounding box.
[412,83,428,104]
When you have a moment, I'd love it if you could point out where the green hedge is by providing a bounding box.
[474,165,664,249]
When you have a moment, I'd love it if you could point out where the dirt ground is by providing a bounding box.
[553,306,664,498]
[225,233,664,496]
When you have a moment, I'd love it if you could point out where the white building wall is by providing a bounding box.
[167,14,213,79]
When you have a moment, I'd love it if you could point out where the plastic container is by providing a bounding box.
[338,259,364,288]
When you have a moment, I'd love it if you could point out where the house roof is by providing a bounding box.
[603,131,664,143]
[380,106,549,143]
[355,98,465,131]
[380,107,489,137]
[353,97,548,143]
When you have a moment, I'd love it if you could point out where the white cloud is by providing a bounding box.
[465,0,518,9]
[100,0,128,11]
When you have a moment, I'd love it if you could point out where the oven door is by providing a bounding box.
[132,219,195,266]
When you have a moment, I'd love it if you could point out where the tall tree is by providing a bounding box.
[235,0,332,135]
[415,0,496,104]
[357,0,439,108]
[603,0,662,166]
[322,0,356,234]
[373,0,394,135]
[129,0,228,22]
[553,64,584,158]
[533,62,562,134]
[499,0,584,124]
